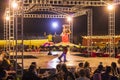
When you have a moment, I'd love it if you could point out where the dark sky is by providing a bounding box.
[0,0,120,39]
[23,6,120,36]
[0,0,7,38]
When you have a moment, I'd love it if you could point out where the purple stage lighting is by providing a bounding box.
[52,22,58,29]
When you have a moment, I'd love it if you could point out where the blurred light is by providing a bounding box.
[67,16,72,22]
[52,22,58,29]
[5,16,10,21]
[6,11,9,14]
[107,4,114,11]
[12,1,18,9]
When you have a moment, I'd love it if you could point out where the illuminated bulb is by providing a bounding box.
[107,4,114,11]
[67,16,72,22]
[6,16,10,21]
[12,1,18,9]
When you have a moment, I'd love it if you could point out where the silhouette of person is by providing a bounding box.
[58,47,68,62]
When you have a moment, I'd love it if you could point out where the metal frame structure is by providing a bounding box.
[4,0,24,77]
[108,8,115,56]
[4,0,120,76]
[87,9,93,55]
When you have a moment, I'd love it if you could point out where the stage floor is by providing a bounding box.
[16,51,119,70]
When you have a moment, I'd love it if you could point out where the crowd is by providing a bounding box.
[0,51,16,80]
[0,50,120,80]
[22,60,120,80]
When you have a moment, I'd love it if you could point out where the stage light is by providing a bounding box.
[52,22,58,29]
[5,16,10,21]
[67,16,72,22]
[107,4,114,11]
[12,1,18,9]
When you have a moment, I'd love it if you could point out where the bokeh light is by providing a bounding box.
[52,22,58,29]
[107,4,114,11]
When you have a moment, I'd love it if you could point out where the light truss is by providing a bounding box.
[73,9,88,17]
[24,4,36,13]
[23,14,67,18]
[21,10,87,18]
[22,0,113,19]
[108,8,115,56]
[24,4,52,13]
[24,7,72,15]
[24,5,80,14]
[23,0,109,14]
[23,0,109,6]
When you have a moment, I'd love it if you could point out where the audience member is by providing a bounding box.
[75,62,84,78]
[61,64,75,80]
[1,56,11,70]
[48,63,63,80]
[111,62,119,77]
[76,69,90,80]
[101,66,118,80]
[91,64,104,80]
[22,65,41,80]
[84,61,91,78]
[0,66,8,80]
[93,64,104,74]
[30,62,38,75]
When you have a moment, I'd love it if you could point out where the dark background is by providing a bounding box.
[0,0,120,44]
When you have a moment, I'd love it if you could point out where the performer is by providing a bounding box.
[58,47,68,62]
[60,24,71,43]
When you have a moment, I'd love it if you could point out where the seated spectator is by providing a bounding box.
[61,64,75,80]
[30,62,38,75]
[1,56,11,70]
[6,64,16,80]
[0,66,8,80]
[111,62,119,77]
[56,63,62,73]
[101,66,118,80]
[93,63,104,74]
[91,64,104,80]
[84,61,91,78]
[22,65,41,80]
[75,62,84,78]
[49,64,75,80]
[76,69,90,80]
[48,63,63,80]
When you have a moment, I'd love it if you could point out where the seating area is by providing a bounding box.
[21,60,120,80]
[1,45,120,80]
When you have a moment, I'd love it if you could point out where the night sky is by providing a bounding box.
[0,0,7,39]
[23,6,120,36]
[0,0,120,40]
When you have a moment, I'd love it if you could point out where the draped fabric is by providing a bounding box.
[62,33,69,43]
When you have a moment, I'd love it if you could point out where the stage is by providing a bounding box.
[16,51,119,70]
